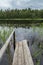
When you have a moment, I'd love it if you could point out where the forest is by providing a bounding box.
[0,8,43,19]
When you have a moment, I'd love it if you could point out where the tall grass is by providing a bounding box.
[0,26,13,46]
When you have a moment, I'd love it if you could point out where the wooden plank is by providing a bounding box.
[12,40,34,65]
[22,40,34,65]
[22,40,29,65]
[21,42,25,65]
[12,42,19,65]
[0,29,15,60]
[17,42,22,65]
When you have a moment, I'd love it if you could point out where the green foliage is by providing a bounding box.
[0,26,13,44]
[36,60,40,65]
[0,8,43,19]
[33,49,43,58]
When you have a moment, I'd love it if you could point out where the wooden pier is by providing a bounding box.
[0,29,34,65]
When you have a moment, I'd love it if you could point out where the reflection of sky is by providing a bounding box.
[0,0,43,9]
[15,27,39,42]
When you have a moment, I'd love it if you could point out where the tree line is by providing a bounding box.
[0,8,43,19]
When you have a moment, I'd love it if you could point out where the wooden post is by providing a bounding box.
[13,31,15,50]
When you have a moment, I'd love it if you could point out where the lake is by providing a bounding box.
[0,25,43,65]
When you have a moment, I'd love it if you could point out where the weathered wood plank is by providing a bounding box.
[21,42,25,65]
[12,40,34,65]
[23,40,34,65]
[12,43,19,65]
[0,29,15,60]
[18,42,22,65]
[22,40,29,65]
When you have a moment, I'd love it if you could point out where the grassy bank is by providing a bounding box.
[0,19,43,24]
[0,18,43,20]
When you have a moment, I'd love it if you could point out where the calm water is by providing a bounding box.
[0,26,43,65]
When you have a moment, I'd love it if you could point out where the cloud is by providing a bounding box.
[16,1,21,6]
[0,0,12,9]
[0,0,43,9]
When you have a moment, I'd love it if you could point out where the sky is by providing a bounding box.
[0,0,43,10]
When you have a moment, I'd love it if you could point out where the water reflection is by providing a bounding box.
[15,27,40,42]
